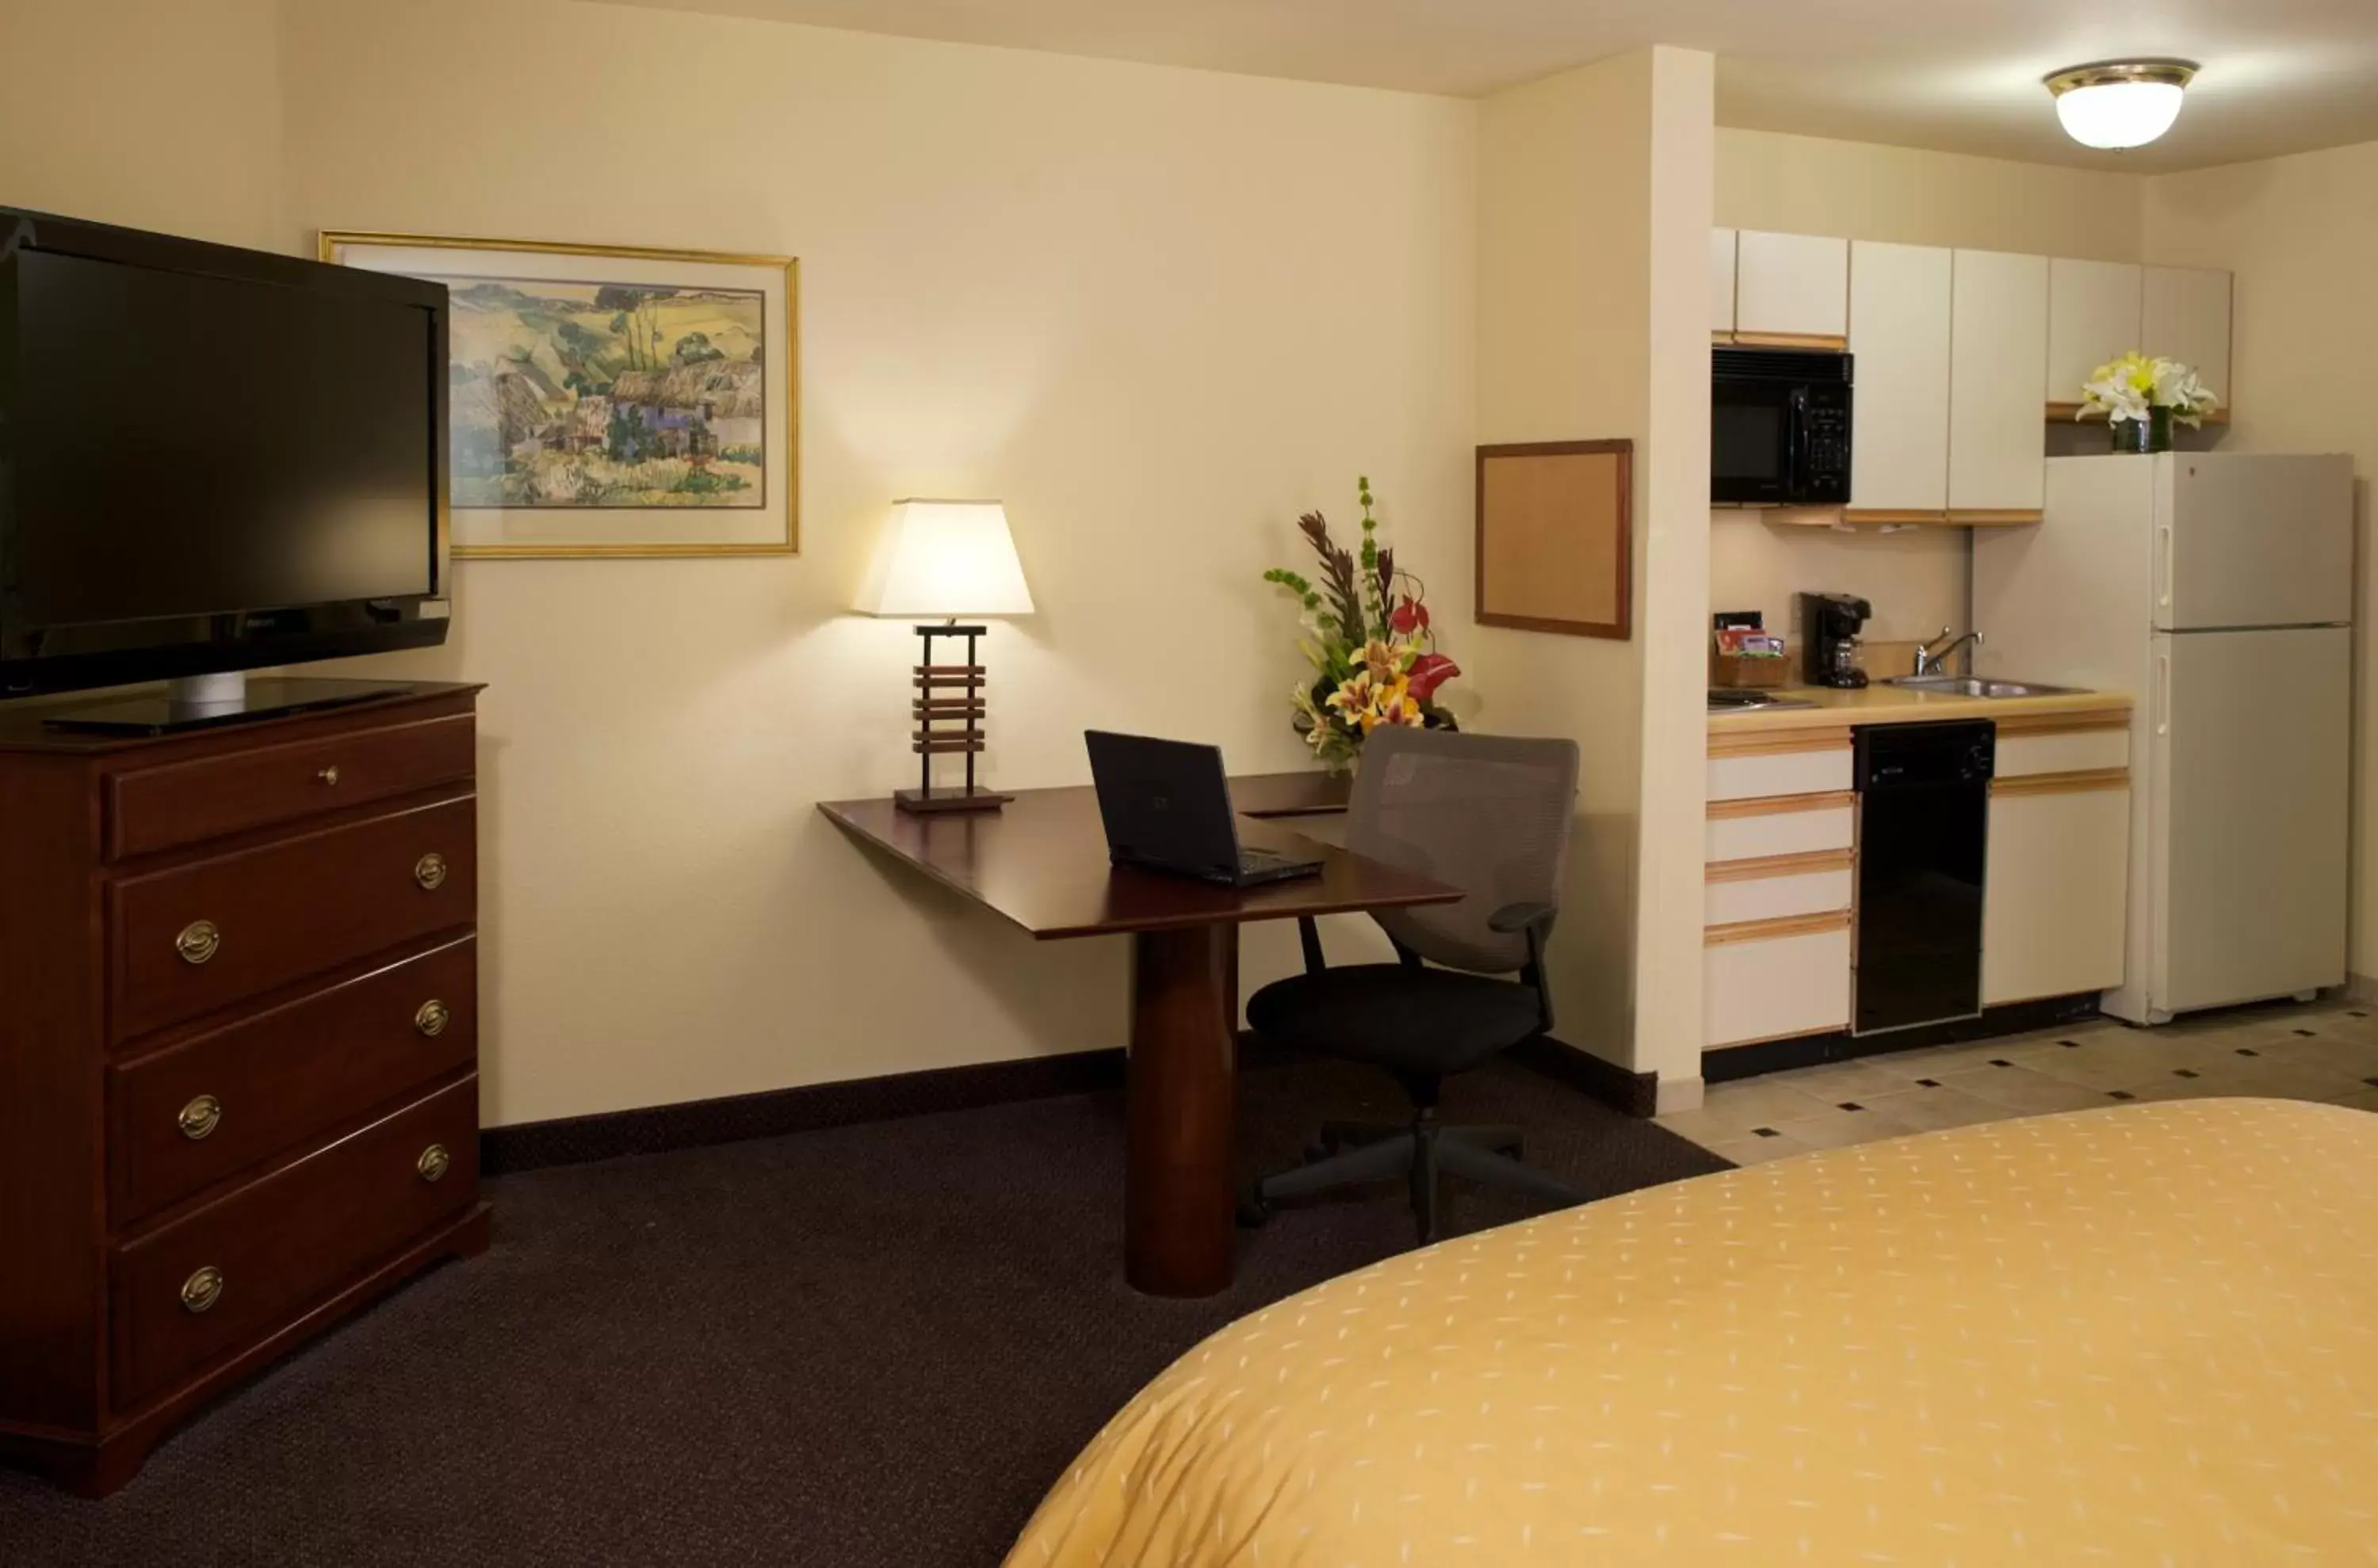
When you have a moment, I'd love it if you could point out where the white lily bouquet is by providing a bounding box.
[2078,351,2219,452]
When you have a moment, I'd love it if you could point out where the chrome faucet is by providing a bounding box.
[1912,627,1984,677]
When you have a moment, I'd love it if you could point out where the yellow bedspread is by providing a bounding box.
[1009,1100,2378,1566]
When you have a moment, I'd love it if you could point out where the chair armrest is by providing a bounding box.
[1488,902,1557,1034]
[1487,901,1555,935]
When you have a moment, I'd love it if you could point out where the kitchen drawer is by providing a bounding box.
[1707,745,1852,804]
[1706,800,1854,864]
[1705,921,1852,1047]
[110,1075,477,1409]
[1705,866,1853,927]
[111,795,476,1042]
[1995,725,2129,778]
[110,938,478,1226]
[106,715,476,861]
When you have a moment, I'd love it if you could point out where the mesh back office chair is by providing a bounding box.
[1241,727,1586,1244]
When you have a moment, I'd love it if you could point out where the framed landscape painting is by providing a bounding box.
[321,232,797,557]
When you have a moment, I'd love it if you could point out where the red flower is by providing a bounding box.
[1405,652,1459,702]
[1391,594,1430,636]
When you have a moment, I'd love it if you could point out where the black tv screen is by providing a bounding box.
[0,208,449,698]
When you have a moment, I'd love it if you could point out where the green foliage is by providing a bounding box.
[673,468,747,495]
[671,331,726,366]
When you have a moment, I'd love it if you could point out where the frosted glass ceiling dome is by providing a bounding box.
[2046,59,2199,151]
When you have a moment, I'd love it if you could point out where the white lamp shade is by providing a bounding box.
[2054,78,2187,150]
[855,499,1034,618]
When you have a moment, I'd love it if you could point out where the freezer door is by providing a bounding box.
[2155,453,2355,631]
[2148,625,2350,1014]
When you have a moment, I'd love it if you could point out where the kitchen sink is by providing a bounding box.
[1883,675,2083,698]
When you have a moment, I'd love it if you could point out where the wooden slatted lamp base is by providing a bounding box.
[896,622,1012,814]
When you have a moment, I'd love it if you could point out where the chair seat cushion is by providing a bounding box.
[1246,965,1544,1079]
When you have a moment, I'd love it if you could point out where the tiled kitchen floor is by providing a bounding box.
[1662,996,2378,1165]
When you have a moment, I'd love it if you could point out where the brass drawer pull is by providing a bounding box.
[413,852,448,891]
[414,998,451,1038]
[317,764,342,786]
[417,1143,452,1184]
[181,1266,224,1315]
[178,1095,223,1141]
[175,920,222,966]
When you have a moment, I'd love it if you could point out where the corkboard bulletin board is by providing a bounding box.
[1474,439,1633,640]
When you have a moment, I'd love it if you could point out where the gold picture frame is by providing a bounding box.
[319,231,798,558]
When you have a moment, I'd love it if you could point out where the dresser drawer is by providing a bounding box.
[111,1076,478,1410]
[111,796,476,1042]
[106,715,476,860]
[110,939,478,1226]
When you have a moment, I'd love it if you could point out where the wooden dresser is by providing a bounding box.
[0,682,490,1494]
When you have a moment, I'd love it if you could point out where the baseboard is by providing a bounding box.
[480,1049,1130,1174]
[2348,973,2378,1006]
[1506,1034,1661,1119]
[481,1031,1652,1174]
[1703,993,2101,1084]
[479,1034,1319,1175]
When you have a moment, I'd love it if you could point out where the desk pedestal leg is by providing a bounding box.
[1126,924,1235,1296]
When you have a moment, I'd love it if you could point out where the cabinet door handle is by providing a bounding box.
[175,920,222,966]
[181,1266,225,1315]
[2156,652,2171,737]
[413,852,448,891]
[2157,523,2174,613]
[417,1144,452,1183]
[316,764,341,786]
[178,1095,224,1141]
[414,999,450,1037]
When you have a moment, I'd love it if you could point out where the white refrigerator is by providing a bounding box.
[1974,453,2355,1024]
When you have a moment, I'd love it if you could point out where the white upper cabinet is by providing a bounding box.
[2143,266,2233,412]
[1710,228,1738,335]
[1734,231,1848,342]
[1847,241,1952,515]
[2047,258,2143,409]
[1948,249,2050,514]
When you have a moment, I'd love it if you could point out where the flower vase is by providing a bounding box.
[2111,407,2175,455]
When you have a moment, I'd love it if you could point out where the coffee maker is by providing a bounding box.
[1798,592,1872,689]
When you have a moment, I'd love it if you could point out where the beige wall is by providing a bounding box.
[2146,141,2378,983]
[1717,128,2146,262]
[1709,515,1969,648]
[8,0,1478,1126]
[1631,50,1717,1095]
[1472,54,1654,1071]
[1473,48,1714,1084]
[0,0,285,249]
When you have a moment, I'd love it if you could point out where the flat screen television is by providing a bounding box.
[0,207,449,728]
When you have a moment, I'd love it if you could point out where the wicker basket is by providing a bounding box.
[1709,648,1792,690]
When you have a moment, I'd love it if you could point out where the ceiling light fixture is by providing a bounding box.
[2044,59,2199,150]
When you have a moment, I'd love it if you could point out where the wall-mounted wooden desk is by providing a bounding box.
[818,778,1451,1297]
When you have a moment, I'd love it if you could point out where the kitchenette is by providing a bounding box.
[1701,222,2354,1080]
[1705,676,2133,1078]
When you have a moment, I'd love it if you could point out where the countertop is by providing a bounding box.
[1708,683,2133,736]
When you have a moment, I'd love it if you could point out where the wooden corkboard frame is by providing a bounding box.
[1474,439,1633,640]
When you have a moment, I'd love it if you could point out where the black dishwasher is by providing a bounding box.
[1853,721,1992,1034]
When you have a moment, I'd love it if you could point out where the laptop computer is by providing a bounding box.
[1084,731,1324,888]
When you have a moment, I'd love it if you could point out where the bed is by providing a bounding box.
[1007,1099,2378,1565]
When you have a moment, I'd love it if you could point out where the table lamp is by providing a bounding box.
[856,499,1035,814]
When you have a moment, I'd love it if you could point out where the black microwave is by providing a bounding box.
[1712,347,1853,506]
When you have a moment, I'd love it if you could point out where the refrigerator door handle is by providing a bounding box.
[2157,522,2174,614]
[2156,652,2171,736]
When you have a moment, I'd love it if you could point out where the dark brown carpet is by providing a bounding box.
[0,1057,1726,1566]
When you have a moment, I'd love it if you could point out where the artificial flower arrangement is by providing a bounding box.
[1262,478,1459,773]
[2078,351,2219,452]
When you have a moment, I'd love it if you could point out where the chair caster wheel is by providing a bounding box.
[1236,1190,1272,1229]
